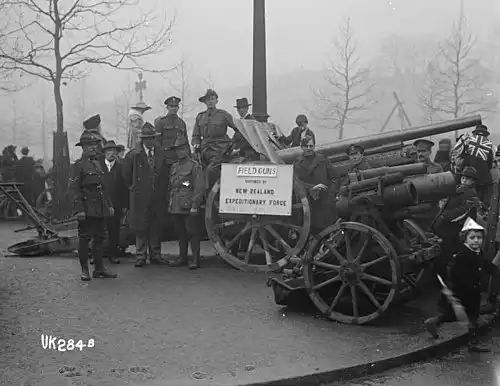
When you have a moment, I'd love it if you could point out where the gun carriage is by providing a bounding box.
[205,115,486,324]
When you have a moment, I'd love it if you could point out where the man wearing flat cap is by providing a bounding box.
[68,130,117,281]
[413,139,443,174]
[123,122,169,267]
[154,96,190,167]
[192,89,239,171]
[167,135,205,269]
[231,97,259,160]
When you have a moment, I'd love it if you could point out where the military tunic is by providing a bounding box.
[168,157,205,265]
[68,154,113,270]
[192,108,237,165]
[154,114,189,164]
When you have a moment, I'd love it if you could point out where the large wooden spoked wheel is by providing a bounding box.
[205,177,311,272]
[303,221,400,325]
[397,219,432,299]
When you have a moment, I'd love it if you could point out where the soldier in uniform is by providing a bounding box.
[68,130,118,281]
[341,144,372,186]
[154,96,190,167]
[413,139,443,174]
[231,97,259,161]
[192,89,239,188]
[167,136,205,269]
[83,114,107,152]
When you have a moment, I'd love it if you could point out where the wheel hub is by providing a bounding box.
[339,262,361,285]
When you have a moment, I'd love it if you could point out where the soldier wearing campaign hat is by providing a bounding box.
[154,96,189,168]
[413,139,443,174]
[166,135,204,269]
[123,122,170,267]
[68,129,118,281]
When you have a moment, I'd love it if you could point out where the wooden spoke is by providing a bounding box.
[403,273,418,289]
[258,229,273,266]
[225,224,251,250]
[345,230,353,262]
[244,228,258,264]
[312,260,340,271]
[362,273,392,286]
[324,241,347,264]
[312,275,341,291]
[213,219,246,230]
[264,225,293,252]
[328,283,347,312]
[350,284,359,318]
[353,236,370,263]
[362,255,388,269]
[357,281,382,309]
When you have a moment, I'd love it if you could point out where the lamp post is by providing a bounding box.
[252,0,269,123]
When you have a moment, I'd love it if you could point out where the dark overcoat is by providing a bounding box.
[281,127,315,147]
[294,153,340,231]
[102,160,128,211]
[122,143,169,233]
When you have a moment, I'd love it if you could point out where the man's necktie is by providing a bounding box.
[147,148,154,169]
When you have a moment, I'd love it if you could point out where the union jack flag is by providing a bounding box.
[465,134,493,161]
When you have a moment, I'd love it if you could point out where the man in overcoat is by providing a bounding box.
[68,130,117,281]
[167,136,205,269]
[102,140,128,264]
[293,136,340,236]
[123,122,169,267]
[15,146,36,205]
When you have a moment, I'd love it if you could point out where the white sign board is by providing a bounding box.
[219,164,293,216]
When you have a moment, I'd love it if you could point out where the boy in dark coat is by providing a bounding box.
[424,218,496,352]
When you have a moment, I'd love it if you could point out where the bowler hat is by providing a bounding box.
[472,124,489,136]
[347,144,364,155]
[234,98,251,108]
[76,131,101,146]
[83,114,101,131]
[413,139,435,150]
[458,166,478,180]
[139,122,160,138]
[164,96,181,106]
[21,146,29,155]
[198,89,218,103]
[102,140,121,151]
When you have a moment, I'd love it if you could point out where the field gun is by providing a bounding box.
[205,115,481,277]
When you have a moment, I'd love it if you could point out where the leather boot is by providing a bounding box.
[80,263,91,281]
[188,237,201,270]
[423,316,440,339]
[168,239,188,267]
[78,238,91,281]
[92,244,118,278]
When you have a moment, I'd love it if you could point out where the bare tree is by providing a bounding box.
[418,62,442,123]
[311,17,376,139]
[0,0,176,134]
[426,9,497,126]
[169,56,195,120]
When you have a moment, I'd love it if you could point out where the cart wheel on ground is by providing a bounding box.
[303,221,400,324]
[205,177,311,272]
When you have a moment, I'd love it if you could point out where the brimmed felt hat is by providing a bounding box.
[198,89,218,103]
[413,139,435,150]
[76,131,101,146]
[458,166,478,180]
[139,122,160,138]
[234,98,251,108]
[472,124,489,136]
[102,140,121,151]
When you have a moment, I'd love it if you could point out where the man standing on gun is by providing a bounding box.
[68,130,118,281]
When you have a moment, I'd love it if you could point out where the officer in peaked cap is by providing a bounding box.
[340,144,371,186]
[68,130,118,281]
[167,135,204,269]
[154,96,189,169]
[413,139,443,174]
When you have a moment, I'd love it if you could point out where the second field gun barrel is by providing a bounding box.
[277,115,482,164]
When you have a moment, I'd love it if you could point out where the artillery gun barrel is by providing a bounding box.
[278,115,481,164]
[349,163,428,183]
[339,173,404,196]
[328,142,403,164]
[407,171,457,201]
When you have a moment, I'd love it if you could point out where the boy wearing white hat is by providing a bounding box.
[424,217,496,352]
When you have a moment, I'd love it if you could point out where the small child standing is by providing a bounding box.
[424,217,496,352]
